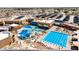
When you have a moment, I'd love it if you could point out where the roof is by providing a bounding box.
[15,16,24,19]
[10,24,19,27]
[35,20,53,24]
[0,32,9,40]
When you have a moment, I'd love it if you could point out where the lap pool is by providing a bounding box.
[43,31,69,48]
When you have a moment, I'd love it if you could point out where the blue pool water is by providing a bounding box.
[18,30,31,40]
[18,25,41,40]
[18,25,44,40]
[23,25,32,29]
[23,25,37,30]
[18,25,33,40]
[43,31,69,48]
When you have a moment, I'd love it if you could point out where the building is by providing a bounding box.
[0,31,12,48]
[33,19,54,28]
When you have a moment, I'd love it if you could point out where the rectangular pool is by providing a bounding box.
[43,31,69,48]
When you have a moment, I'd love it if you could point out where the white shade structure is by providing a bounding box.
[0,32,9,41]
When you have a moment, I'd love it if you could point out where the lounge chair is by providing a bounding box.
[71,46,78,50]
[72,38,78,41]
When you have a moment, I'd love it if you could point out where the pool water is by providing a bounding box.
[18,30,31,40]
[18,25,43,39]
[43,31,69,48]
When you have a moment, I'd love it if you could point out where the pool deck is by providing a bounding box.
[0,25,73,50]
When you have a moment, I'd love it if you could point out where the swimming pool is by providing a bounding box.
[18,25,43,40]
[43,31,69,48]
[18,30,31,40]
[18,25,33,40]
